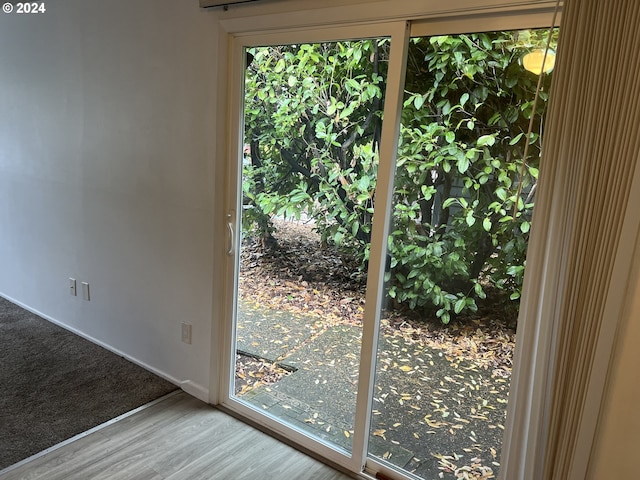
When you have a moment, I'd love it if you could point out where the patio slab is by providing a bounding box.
[236,299,324,363]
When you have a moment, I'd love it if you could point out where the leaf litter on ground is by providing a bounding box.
[236,218,515,479]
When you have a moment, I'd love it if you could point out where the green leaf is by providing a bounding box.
[442,198,457,209]
[465,211,476,227]
[421,185,435,200]
[290,190,308,203]
[483,217,492,232]
[520,221,531,233]
[506,265,522,276]
[340,103,355,119]
[345,78,361,92]
[454,298,465,314]
[509,132,524,145]
[474,282,487,300]
[274,58,285,73]
[357,176,371,191]
[445,131,455,144]
[457,157,470,174]
[477,134,496,147]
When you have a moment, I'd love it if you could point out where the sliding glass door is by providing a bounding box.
[223,22,410,473]
[222,15,557,480]
[233,36,393,455]
[367,27,556,479]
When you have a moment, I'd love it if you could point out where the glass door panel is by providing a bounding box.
[233,38,391,454]
[368,28,557,479]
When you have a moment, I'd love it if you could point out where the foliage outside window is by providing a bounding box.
[242,30,557,324]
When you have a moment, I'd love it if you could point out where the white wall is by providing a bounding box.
[0,0,219,400]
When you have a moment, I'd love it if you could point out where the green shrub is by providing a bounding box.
[243,30,556,323]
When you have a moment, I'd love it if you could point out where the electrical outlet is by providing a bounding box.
[81,282,90,301]
[181,323,192,344]
[69,278,77,296]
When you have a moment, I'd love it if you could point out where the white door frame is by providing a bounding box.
[212,2,561,478]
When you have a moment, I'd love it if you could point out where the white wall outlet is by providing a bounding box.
[181,323,192,344]
[81,282,90,301]
[69,278,77,296]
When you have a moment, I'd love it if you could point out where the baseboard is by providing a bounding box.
[178,380,210,402]
[0,292,210,403]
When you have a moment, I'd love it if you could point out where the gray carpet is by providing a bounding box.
[0,297,178,470]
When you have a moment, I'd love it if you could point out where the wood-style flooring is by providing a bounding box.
[0,391,355,480]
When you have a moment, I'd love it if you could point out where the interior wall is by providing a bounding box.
[0,0,219,400]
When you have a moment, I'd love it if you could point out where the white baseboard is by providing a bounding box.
[178,380,210,402]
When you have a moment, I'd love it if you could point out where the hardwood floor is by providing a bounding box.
[0,391,355,480]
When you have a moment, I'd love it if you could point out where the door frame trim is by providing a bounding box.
[212,3,561,479]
